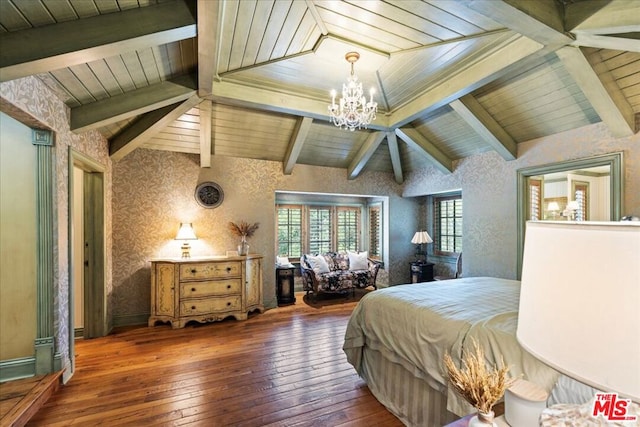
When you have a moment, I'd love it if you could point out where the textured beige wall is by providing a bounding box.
[0,113,37,360]
[112,149,415,321]
[403,122,640,279]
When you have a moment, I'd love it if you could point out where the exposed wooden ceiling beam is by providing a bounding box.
[0,0,196,82]
[556,46,635,138]
[450,94,517,161]
[389,35,543,128]
[385,131,403,184]
[571,33,640,52]
[199,99,212,168]
[459,0,572,47]
[565,0,640,35]
[109,94,202,161]
[348,132,386,180]
[209,80,389,131]
[395,128,453,175]
[71,74,198,133]
[283,117,313,175]
[197,0,219,97]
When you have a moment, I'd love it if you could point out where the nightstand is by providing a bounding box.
[410,261,434,283]
[276,266,296,305]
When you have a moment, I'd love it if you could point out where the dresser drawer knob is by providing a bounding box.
[227,302,231,306]
[191,269,196,274]
[227,285,231,289]
[191,287,196,292]
[191,306,196,310]
[226,267,231,272]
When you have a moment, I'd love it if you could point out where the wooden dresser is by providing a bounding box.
[149,255,264,329]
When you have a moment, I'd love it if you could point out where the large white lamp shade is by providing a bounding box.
[518,221,640,402]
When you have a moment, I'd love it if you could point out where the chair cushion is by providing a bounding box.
[306,254,330,273]
[347,250,368,270]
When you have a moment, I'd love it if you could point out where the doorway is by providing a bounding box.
[69,149,107,374]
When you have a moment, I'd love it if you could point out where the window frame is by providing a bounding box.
[433,193,463,257]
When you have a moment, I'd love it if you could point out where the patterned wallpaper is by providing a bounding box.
[403,122,640,279]
[112,150,413,320]
[0,76,113,375]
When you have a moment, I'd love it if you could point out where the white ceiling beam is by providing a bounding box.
[556,46,635,138]
[571,33,640,52]
[209,80,389,131]
[199,99,212,168]
[450,94,517,161]
[385,131,403,184]
[197,0,220,97]
[109,94,202,161]
[348,132,386,180]
[71,74,198,133]
[565,0,640,35]
[0,0,196,82]
[304,0,329,36]
[283,117,313,175]
[395,128,453,175]
[459,0,572,47]
[389,35,543,128]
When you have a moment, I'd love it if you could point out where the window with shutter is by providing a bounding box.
[434,194,463,255]
[529,179,542,220]
[277,205,303,257]
[368,205,381,260]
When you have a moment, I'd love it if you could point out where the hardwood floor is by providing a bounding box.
[27,292,403,426]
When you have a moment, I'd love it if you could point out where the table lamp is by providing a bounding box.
[518,221,640,423]
[411,231,432,263]
[175,222,197,258]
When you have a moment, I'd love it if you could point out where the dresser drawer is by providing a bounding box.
[179,279,241,298]
[179,261,241,280]
[180,296,242,316]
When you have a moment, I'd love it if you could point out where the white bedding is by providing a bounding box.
[343,277,560,416]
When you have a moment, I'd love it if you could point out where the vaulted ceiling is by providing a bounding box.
[1,0,638,182]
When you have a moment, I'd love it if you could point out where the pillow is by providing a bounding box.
[347,251,368,271]
[306,254,330,273]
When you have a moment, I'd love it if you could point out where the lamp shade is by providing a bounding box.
[411,231,433,244]
[518,221,640,402]
[547,201,560,211]
[175,223,197,240]
[566,200,580,210]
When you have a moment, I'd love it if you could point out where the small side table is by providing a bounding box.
[276,266,296,305]
[410,261,434,283]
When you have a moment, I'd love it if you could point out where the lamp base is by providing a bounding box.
[181,242,191,258]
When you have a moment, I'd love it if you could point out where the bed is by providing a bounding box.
[343,277,561,426]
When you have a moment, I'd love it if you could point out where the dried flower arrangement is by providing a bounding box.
[228,221,260,239]
[444,339,516,415]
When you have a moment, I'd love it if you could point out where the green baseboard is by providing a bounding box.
[0,353,63,382]
[112,313,149,327]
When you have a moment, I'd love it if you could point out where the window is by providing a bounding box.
[336,207,359,252]
[277,205,303,257]
[276,203,379,258]
[573,181,589,221]
[368,204,382,260]
[528,179,542,221]
[308,207,331,254]
[434,194,462,255]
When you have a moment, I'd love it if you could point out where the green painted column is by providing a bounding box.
[32,129,55,374]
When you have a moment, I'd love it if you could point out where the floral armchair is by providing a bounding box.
[299,251,381,299]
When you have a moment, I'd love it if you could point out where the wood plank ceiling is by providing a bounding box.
[1,0,638,182]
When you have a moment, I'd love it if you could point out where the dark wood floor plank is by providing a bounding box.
[26,292,403,426]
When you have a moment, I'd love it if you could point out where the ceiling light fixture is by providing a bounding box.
[328,52,378,131]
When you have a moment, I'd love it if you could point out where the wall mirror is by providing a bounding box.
[516,152,623,278]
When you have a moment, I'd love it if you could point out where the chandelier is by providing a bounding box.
[328,52,378,131]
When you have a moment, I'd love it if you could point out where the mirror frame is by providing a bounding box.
[516,152,624,279]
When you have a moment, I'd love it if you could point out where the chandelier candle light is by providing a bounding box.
[328,52,378,131]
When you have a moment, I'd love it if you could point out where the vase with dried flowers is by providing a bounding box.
[444,339,516,426]
[228,221,259,256]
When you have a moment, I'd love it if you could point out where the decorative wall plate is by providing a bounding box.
[195,181,224,208]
